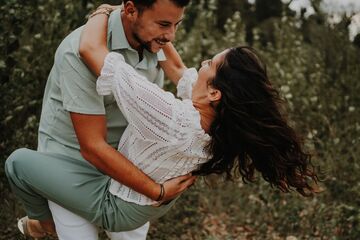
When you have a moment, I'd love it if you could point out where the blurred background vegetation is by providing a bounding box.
[1,0,359,239]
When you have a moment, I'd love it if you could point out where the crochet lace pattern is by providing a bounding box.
[97,52,210,205]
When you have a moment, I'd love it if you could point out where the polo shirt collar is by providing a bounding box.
[108,9,132,51]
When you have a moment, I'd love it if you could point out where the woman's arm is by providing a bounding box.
[159,43,187,85]
[79,11,110,76]
[80,9,186,84]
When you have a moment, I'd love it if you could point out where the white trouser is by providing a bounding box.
[48,201,149,240]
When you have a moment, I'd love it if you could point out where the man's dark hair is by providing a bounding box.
[123,0,190,12]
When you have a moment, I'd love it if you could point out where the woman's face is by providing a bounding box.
[192,49,229,104]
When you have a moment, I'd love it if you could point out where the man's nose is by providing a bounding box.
[164,25,176,42]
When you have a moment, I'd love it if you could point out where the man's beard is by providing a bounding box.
[132,32,169,53]
[133,32,154,53]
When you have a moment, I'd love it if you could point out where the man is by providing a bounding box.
[7,0,193,239]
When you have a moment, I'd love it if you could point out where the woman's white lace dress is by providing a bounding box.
[97,52,210,205]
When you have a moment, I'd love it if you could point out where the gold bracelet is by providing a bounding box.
[88,7,112,19]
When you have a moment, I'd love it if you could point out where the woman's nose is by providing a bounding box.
[201,60,209,66]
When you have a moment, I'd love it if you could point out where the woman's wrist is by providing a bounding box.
[97,4,123,11]
[88,7,112,19]
[88,4,122,19]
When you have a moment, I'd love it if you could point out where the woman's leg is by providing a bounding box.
[50,201,150,240]
[106,222,149,240]
[48,201,98,240]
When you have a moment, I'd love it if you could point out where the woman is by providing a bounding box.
[6,6,317,239]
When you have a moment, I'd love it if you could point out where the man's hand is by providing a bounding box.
[161,174,197,202]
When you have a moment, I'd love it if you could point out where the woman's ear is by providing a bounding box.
[208,87,222,102]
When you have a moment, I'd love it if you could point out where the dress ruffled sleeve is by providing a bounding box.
[96,52,125,96]
[96,52,186,143]
[176,68,198,100]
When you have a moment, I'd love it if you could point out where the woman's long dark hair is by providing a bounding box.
[194,46,318,196]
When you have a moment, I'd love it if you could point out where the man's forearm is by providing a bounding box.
[159,43,186,85]
[71,111,196,202]
[80,141,160,200]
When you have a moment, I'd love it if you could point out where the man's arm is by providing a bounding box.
[76,9,195,201]
[70,112,195,201]
[70,113,158,199]
[159,43,187,85]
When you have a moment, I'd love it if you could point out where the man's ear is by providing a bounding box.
[123,1,138,18]
[208,87,222,102]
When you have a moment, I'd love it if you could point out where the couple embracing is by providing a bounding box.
[5,0,318,239]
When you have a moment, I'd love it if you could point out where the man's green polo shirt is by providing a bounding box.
[38,9,166,158]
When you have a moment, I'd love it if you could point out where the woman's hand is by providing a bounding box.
[160,174,196,202]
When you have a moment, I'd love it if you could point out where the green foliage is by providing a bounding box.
[0,0,94,166]
[1,0,360,239]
